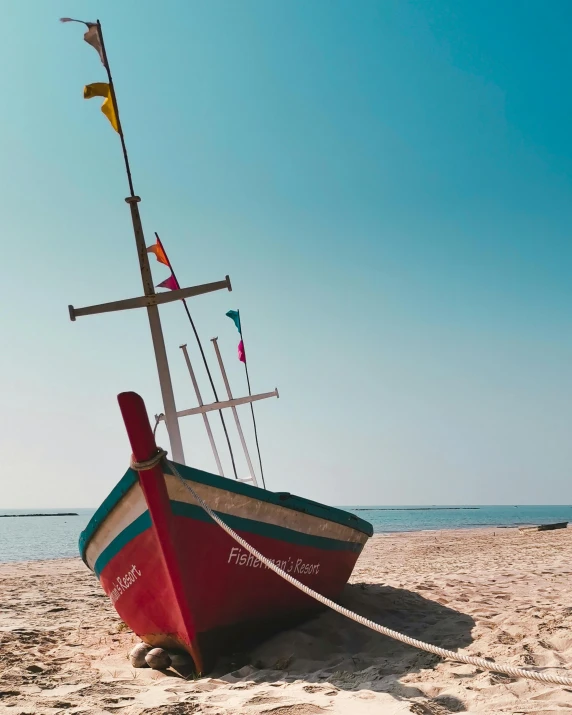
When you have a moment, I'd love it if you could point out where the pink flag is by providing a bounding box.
[238,340,246,363]
[157,274,179,291]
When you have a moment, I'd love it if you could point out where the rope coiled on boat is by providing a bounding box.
[165,457,572,687]
[131,448,168,472]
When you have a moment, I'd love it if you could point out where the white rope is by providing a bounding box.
[165,458,572,687]
[131,448,167,472]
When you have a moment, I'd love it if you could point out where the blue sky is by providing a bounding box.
[1,0,572,508]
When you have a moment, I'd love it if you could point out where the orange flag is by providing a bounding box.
[146,238,169,267]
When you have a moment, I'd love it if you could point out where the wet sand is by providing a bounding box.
[2,527,572,713]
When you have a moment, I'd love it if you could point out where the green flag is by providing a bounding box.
[226,310,241,335]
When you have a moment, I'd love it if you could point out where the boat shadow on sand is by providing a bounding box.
[176,582,473,711]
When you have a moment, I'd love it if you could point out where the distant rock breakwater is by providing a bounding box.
[0,513,78,518]
[353,507,480,511]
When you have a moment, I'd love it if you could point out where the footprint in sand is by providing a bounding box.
[229,682,257,691]
[42,701,74,709]
[206,694,232,703]
[143,705,202,714]
[410,700,463,714]
[496,631,519,645]
[259,706,326,714]
[247,694,283,704]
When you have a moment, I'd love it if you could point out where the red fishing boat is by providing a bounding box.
[64,18,373,674]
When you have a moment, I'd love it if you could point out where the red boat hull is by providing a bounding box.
[97,509,364,670]
[80,394,373,673]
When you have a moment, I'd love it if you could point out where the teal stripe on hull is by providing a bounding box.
[170,500,364,553]
[79,469,138,565]
[94,511,152,578]
[92,500,364,577]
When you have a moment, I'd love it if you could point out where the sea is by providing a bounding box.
[0,505,571,563]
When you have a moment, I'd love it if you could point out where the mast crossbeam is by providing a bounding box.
[69,277,232,321]
[156,389,279,421]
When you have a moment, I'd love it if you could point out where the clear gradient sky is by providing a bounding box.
[1,1,571,508]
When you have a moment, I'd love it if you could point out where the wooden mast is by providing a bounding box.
[125,197,186,464]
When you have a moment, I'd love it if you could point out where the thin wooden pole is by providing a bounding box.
[180,344,224,477]
[96,20,134,197]
[211,338,257,486]
[96,21,185,464]
[237,310,267,489]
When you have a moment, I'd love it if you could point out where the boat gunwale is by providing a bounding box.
[79,462,374,564]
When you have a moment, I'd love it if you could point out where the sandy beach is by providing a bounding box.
[2,527,572,714]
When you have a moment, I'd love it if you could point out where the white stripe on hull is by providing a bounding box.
[165,474,368,546]
[85,483,147,571]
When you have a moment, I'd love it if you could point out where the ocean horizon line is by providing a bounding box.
[2,504,572,511]
[1,504,571,563]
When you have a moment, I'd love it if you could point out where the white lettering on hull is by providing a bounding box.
[227,547,320,575]
[108,564,142,605]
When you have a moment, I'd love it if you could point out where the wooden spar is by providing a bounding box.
[68,277,231,320]
[174,390,279,418]
[179,344,224,477]
[156,389,279,419]
[211,337,257,486]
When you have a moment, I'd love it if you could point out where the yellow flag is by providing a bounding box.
[84,83,118,133]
